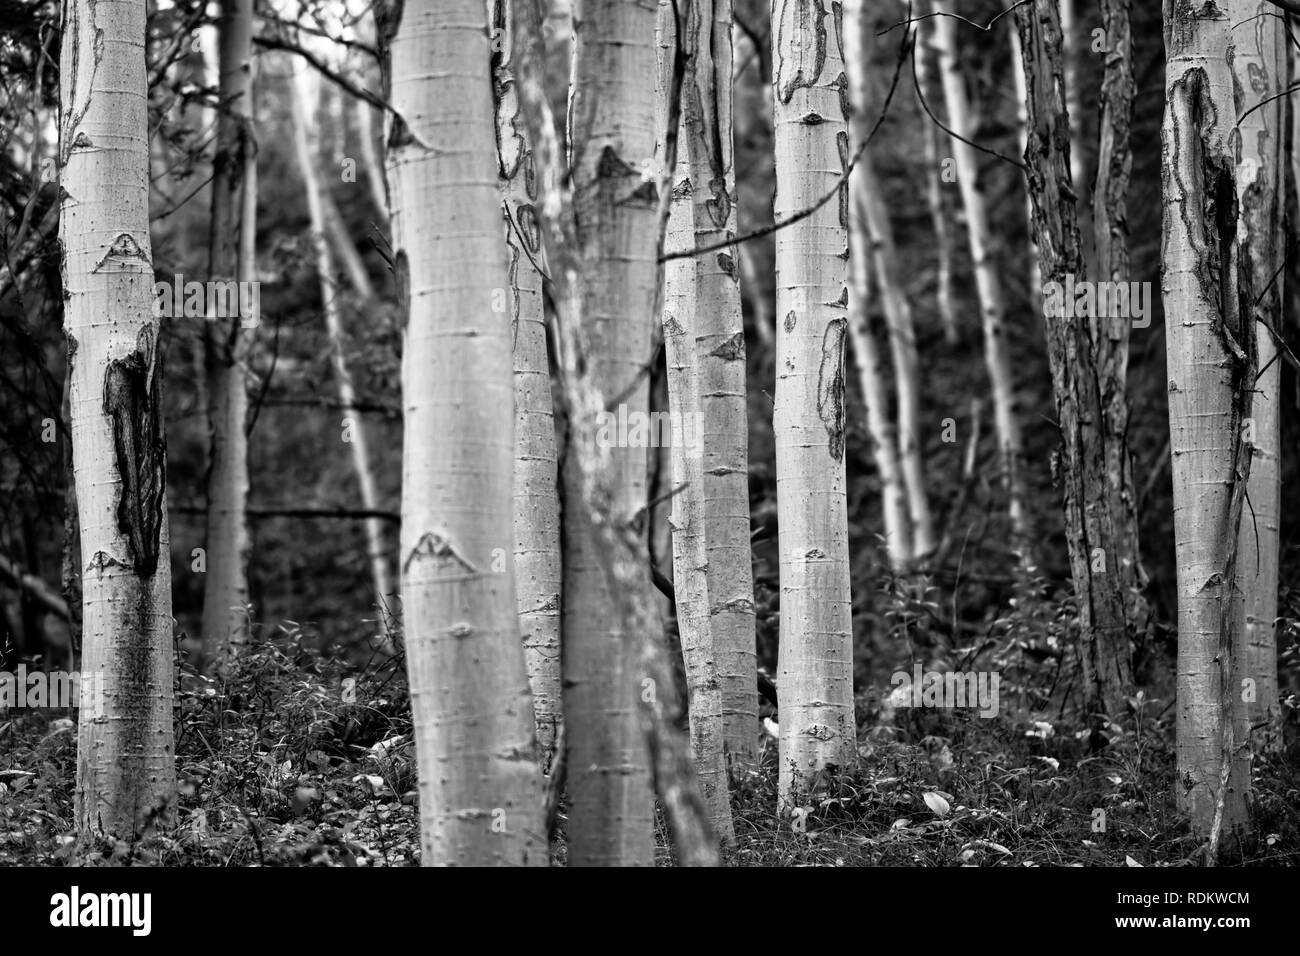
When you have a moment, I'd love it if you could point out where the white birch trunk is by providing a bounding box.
[1161,0,1253,850]
[492,0,564,768]
[379,0,545,866]
[771,0,856,806]
[60,0,177,838]
[681,0,758,774]
[201,0,255,655]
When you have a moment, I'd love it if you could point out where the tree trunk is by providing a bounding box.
[201,0,256,657]
[681,0,758,774]
[289,65,396,644]
[915,2,958,344]
[771,0,856,807]
[1227,0,1283,754]
[1008,21,1043,306]
[1094,0,1149,640]
[656,0,734,843]
[559,0,661,866]
[1160,0,1254,854]
[845,13,934,560]
[378,0,545,866]
[1016,1,1133,725]
[60,0,177,840]
[492,0,564,769]
[932,0,1030,544]
[844,1,911,570]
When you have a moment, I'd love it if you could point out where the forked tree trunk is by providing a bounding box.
[932,0,1029,544]
[201,0,256,656]
[559,0,661,866]
[1161,0,1254,854]
[60,0,177,839]
[680,0,758,774]
[492,0,564,768]
[1227,0,1283,754]
[378,0,545,866]
[1016,0,1132,725]
[771,0,856,806]
[289,66,396,642]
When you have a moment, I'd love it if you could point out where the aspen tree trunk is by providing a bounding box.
[491,0,563,768]
[289,66,396,641]
[559,0,660,866]
[1016,0,1132,724]
[656,0,734,844]
[378,0,545,866]
[681,0,758,773]
[845,175,911,571]
[772,0,856,806]
[1161,0,1254,851]
[1094,0,1148,636]
[60,0,176,839]
[932,0,1029,544]
[844,0,911,570]
[915,2,957,344]
[1228,0,1283,752]
[201,0,255,655]
[846,5,935,560]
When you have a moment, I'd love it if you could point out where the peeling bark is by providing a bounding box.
[1016,0,1133,725]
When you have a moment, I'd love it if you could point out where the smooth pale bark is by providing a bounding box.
[560,0,660,866]
[1161,0,1254,852]
[379,0,545,866]
[844,2,911,570]
[60,0,176,839]
[201,0,255,655]
[1228,0,1283,753]
[656,0,737,846]
[932,0,1029,544]
[1094,0,1148,635]
[680,0,758,774]
[491,0,563,768]
[289,66,396,641]
[915,3,957,344]
[1016,1,1132,724]
[846,3,934,561]
[771,0,856,806]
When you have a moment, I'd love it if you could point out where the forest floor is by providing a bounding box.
[1,639,1297,867]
